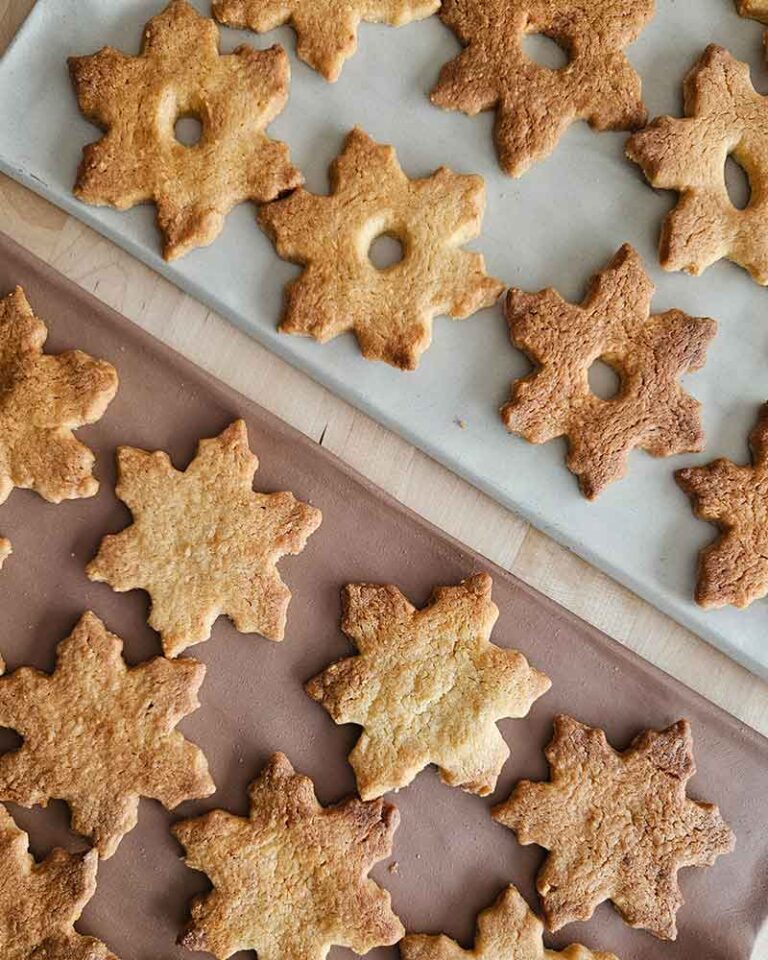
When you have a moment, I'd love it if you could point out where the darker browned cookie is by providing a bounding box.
[0,804,119,959]
[501,244,716,498]
[677,403,768,609]
[493,716,735,940]
[432,0,654,176]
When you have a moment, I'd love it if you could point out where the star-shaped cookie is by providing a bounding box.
[676,403,768,609]
[69,0,302,260]
[501,245,716,498]
[0,612,214,858]
[627,45,768,284]
[432,0,653,176]
[401,884,617,960]
[213,0,439,82]
[0,804,118,960]
[306,573,550,799]
[0,804,119,960]
[0,285,117,508]
[87,420,322,657]
[173,752,404,960]
[258,127,503,370]
[493,716,734,940]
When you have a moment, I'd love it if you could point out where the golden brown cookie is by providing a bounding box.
[87,420,321,657]
[258,127,503,370]
[0,611,214,859]
[213,0,439,82]
[173,752,404,960]
[431,0,653,177]
[493,716,734,941]
[501,244,716,499]
[737,0,768,48]
[69,0,302,261]
[0,538,10,570]
[627,45,768,284]
[0,286,117,507]
[0,804,118,960]
[676,403,768,609]
[306,573,550,799]
[401,884,618,960]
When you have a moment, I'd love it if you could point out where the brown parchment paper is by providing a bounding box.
[0,232,765,960]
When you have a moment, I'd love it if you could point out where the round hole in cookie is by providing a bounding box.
[522,33,569,70]
[368,233,405,270]
[174,114,203,147]
[724,154,751,210]
[0,727,22,754]
[587,359,621,401]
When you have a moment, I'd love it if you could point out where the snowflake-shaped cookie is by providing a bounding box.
[87,420,322,657]
[213,0,439,82]
[501,245,716,499]
[306,573,550,799]
[0,612,213,858]
[0,286,117,507]
[493,716,734,940]
[627,45,768,284]
[402,884,617,960]
[0,805,118,960]
[69,0,302,260]
[432,0,653,176]
[258,127,503,370]
[173,752,404,960]
[676,403,768,609]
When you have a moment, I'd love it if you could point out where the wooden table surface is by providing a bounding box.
[1,1,767,954]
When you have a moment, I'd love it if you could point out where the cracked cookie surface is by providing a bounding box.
[432,0,653,176]
[676,403,768,609]
[87,420,322,657]
[401,884,618,960]
[173,752,404,960]
[259,127,502,370]
[0,612,213,859]
[69,0,302,260]
[213,0,439,81]
[627,45,768,284]
[306,573,550,799]
[493,716,734,940]
[0,804,118,960]
[501,245,716,499]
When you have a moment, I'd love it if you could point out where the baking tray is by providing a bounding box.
[1,236,766,959]
[2,0,768,677]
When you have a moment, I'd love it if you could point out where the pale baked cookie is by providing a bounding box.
[401,884,618,960]
[627,45,768,284]
[0,612,214,859]
[0,539,10,570]
[213,0,439,82]
[0,804,118,960]
[501,245,716,499]
[87,420,321,657]
[306,573,550,799]
[0,286,117,507]
[493,716,734,940]
[69,0,302,260]
[259,128,502,370]
[432,0,653,177]
[676,403,768,609]
[173,752,404,960]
